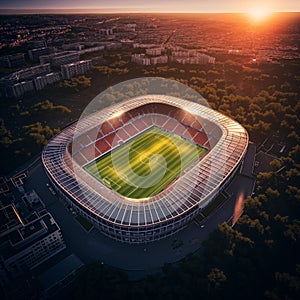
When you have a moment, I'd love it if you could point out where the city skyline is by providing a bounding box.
[0,0,299,13]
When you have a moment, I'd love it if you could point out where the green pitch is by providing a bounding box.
[84,126,207,199]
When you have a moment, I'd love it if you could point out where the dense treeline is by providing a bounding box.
[143,60,300,145]
[1,53,299,174]
[0,100,69,173]
[58,75,92,89]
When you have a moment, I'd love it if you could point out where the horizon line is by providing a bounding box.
[0,8,300,15]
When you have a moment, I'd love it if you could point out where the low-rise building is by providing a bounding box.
[131,54,151,65]
[0,205,65,278]
[78,45,104,54]
[34,72,61,90]
[0,53,26,68]
[120,39,134,46]
[123,23,136,32]
[105,42,122,50]
[146,48,163,56]
[0,64,51,97]
[170,52,215,64]
[27,39,47,49]
[62,43,84,51]
[150,55,168,65]
[2,64,51,84]
[61,60,92,79]
[99,28,114,35]
[8,80,35,98]
[133,43,159,49]
[40,52,80,67]
[28,47,52,62]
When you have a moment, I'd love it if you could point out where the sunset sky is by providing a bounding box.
[0,0,299,12]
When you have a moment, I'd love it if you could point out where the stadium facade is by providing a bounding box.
[42,95,248,243]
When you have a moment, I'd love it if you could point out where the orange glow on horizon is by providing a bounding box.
[248,5,273,22]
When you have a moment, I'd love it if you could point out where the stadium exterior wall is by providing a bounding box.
[42,95,248,244]
[46,162,242,243]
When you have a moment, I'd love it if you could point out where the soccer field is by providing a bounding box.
[84,126,207,199]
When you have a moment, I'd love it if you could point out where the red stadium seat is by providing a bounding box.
[116,128,130,140]
[128,108,140,119]
[154,103,170,116]
[132,119,147,131]
[163,118,178,131]
[168,107,177,118]
[194,132,208,146]
[192,120,203,130]
[109,117,123,130]
[186,127,198,139]
[81,144,97,162]
[140,103,153,114]
[100,121,114,135]
[73,152,87,166]
[102,132,116,146]
[154,115,167,127]
[95,139,111,154]
[141,116,153,127]
[174,124,187,136]
[120,112,131,125]
[181,112,196,125]
[124,123,138,136]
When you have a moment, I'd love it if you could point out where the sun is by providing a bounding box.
[248,6,272,22]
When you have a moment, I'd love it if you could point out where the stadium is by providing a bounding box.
[42,95,248,243]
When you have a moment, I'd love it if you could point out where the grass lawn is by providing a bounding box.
[84,126,206,199]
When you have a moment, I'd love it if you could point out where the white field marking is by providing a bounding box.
[103,176,121,190]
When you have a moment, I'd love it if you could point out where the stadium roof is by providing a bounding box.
[42,95,248,227]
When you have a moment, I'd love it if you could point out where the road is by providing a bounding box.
[24,160,255,278]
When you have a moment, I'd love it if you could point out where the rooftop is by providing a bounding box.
[0,213,60,260]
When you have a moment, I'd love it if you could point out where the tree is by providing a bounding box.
[265,266,300,300]
[207,268,227,288]
[0,118,13,147]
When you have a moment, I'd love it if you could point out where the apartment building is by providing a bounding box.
[34,72,61,90]
[0,205,65,279]
[0,53,25,68]
[40,52,80,67]
[28,47,52,62]
[61,60,92,79]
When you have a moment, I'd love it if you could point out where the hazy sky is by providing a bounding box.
[0,0,299,12]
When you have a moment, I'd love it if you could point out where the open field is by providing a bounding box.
[84,126,206,199]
